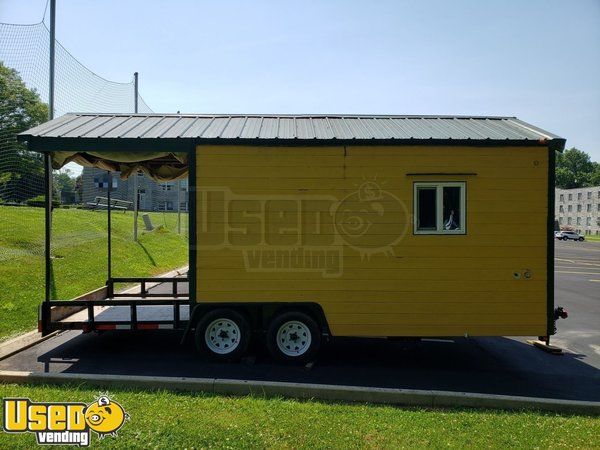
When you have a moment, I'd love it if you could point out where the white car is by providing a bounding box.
[555,231,585,241]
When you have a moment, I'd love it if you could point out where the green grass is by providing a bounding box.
[0,206,188,341]
[584,235,600,242]
[0,384,598,449]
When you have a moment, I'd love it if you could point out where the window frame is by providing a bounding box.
[413,181,466,235]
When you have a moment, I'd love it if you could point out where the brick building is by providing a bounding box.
[81,167,188,211]
[555,186,600,235]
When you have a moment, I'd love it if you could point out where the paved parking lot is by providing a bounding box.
[1,240,599,401]
[552,240,600,368]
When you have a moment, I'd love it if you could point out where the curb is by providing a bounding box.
[0,331,60,361]
[1,371,598,415]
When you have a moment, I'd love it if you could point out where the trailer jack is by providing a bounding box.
[530,306,568,355]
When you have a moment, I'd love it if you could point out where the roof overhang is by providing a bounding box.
[18,135,567,153]
[15,113,566,181]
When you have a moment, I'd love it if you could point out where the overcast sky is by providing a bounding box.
[2,0,599,160]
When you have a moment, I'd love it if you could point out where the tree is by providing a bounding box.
[589,162,600,187]
[54,169,76,194]
[0,62,49,203]
[555,147,597,188]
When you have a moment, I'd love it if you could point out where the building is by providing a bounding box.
[555,186,600,235]
[81,166,188,211]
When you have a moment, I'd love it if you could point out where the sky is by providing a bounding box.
[1,0,599,161]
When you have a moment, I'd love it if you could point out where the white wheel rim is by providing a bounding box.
[276,320,312,357]
[205,318,241,354]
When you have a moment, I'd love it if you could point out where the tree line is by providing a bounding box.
[555,147,600,189]
[0,62,78,204]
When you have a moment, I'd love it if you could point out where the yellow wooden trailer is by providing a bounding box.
[20,114,566,363]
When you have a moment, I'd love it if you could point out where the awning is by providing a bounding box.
[51,151,188,182]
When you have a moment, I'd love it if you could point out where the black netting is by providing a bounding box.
[0,17,187,339]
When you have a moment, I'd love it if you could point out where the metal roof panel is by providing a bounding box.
[239,117,262,139]
[180,117,213,138]
[220,117,247,139]
[121,116,165,138]
[311,118,335,139]
[102,116,146,138]
[202,117,231,138]
[48,115,98,137]
[258,118,279,139]
[18,113,565,151]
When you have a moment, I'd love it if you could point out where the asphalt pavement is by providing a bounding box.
[1,240,599,401]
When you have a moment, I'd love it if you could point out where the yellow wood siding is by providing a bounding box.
[196,145,549,337]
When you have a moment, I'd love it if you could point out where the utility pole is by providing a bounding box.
[44,0,56,303]
[133,72,139,241]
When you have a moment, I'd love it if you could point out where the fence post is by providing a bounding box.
[44,0,56,303]
[134,72,138,114]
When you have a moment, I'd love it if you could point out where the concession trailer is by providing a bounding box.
[18,114,567,363]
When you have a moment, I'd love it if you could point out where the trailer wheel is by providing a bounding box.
[195,309,250,362]
[267,311,321,364]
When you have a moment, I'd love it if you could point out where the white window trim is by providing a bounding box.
[414,182,466,235]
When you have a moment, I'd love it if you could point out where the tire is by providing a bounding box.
[579,237,584,241]
[266,311,321,364]
[194,308,250,362]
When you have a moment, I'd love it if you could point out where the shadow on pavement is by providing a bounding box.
[1,330,597,401]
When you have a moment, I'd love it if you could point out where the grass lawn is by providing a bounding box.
[0,206,188,341]
[584,235,600,242]
[0,384,598,449]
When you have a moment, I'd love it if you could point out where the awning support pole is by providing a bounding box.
[45,0,55,303]
[133,177,139,242]
[107,171,112,292]
[177,179,181,234]
[44,154,52,302]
